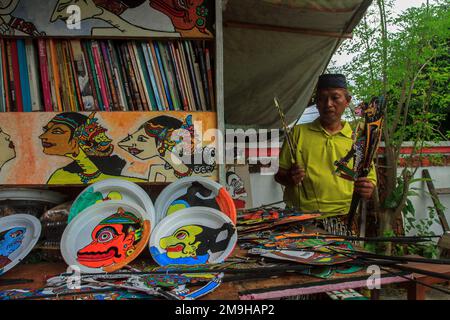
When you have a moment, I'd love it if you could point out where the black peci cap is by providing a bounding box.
[317,74,347,89]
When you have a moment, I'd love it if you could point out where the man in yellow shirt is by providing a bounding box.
[275,74,376,221]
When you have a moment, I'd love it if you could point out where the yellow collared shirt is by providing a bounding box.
[278,119,377,218]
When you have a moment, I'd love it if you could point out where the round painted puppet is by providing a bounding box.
[61,201,151,273]
[0,214,41,275]
[149,207,237,266]
[68,178,156,227]
[154,176,236,224]
[0,227,26,269]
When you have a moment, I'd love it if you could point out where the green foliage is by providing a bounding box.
[427,153,445,166]
[336,1,450,145]
[331,1,449,242]
[383,177,405,209]
[383,174,430,209]
[363,242,377,253]
[382,229,396,238]
[373,172,441,258]
[404,205,441,236]
[402,197,443,259]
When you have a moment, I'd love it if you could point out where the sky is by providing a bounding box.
[332,0,429,67]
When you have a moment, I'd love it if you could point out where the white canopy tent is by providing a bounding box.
[292,104,319,125]
[223,0,372,128]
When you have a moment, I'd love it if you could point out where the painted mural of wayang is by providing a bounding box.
[150,222,234,265]
[0,227,26,269]
[0,0,213,37]
[50,0,178,37]
[0,127,16,172]
[50,0,212,37]
[0,0,45,36]
[39,112,145,184]
[148,0,213,37]
[0,112,218,185]
[77,207,143,269]
[118,115,215,182]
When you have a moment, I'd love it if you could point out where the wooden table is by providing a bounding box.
[208,268,411,300]
[402,259,450,300]
[0,261,412,300]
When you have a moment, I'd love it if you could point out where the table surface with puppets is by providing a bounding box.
[0,248,421,300]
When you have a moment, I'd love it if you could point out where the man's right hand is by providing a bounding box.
[274,165,306,187]
[290,164,305,185]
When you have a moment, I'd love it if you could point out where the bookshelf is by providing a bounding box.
[0,0,224,186]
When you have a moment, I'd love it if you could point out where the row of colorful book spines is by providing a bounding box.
[0,38,214,110]
[0,38,215,113]
[0,39,35,112]
[73,39,215,113]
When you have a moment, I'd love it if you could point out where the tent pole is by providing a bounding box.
[216,0,226,186]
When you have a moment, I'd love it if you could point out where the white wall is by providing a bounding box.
[405,166,450,236]
[248,172,284,208]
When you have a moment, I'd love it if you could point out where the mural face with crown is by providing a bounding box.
[39,121,79,156]
[118,128,158,161]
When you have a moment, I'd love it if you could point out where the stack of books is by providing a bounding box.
[0,38,215,113]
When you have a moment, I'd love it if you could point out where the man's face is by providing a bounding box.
[316,88,351,126]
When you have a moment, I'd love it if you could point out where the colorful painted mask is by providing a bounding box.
[152,222,235,265]
[160,225,203,259]
[77,208,142,268]
[0,227,26,268]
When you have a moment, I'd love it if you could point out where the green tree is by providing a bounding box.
[333,0,449,252]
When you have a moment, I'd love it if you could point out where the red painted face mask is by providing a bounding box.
[77,223,136,268]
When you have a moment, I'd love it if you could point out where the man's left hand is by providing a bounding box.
[354,177,375,200]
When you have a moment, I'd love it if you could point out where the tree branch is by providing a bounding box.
[362,16,376,87]
[376,0,388,98]
[391,64,410,135]
[397,58,434,144]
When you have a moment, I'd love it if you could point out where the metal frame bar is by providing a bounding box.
[215,0,226,185]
